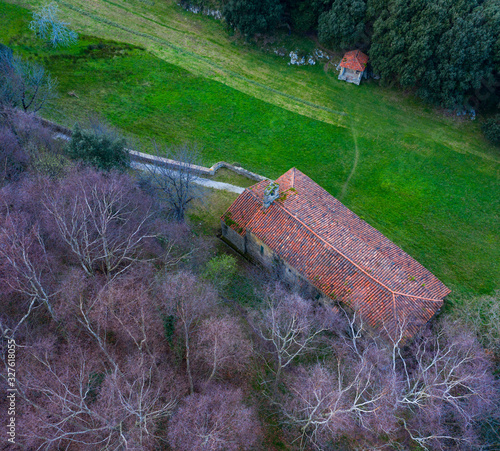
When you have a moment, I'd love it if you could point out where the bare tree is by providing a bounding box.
[0,210,56,336]
[254,285,329,385]
[43,169,155,277]
[160,271,217,394]
[168,384,262,451]
[390,320,497,450]
[18,340,181,450]
[193,315,253,382]
[0,50,57,113]
[15,266,187,450]
[87,265,167,357]
[141,142,201,222]
[268,305,497,451]
[277,358,392,450]
[29,2,78,48]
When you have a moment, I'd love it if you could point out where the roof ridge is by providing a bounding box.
[273,201,443,303]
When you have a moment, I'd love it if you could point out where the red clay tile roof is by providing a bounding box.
[222,168,450,339]
[339,50,369,72]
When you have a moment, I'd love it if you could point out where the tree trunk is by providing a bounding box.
[184,323,194,394]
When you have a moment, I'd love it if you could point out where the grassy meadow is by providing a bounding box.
[1,0,499,298]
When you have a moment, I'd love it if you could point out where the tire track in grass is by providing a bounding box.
[55,0,348,118]
[340,120,360,200]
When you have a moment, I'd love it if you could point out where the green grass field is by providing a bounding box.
[1,0,499,298]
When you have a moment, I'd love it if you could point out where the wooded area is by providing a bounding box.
[0,1,499,448]
[189,0,499,112]
[0,109,498,449]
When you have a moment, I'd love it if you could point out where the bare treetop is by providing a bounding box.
[141,142,202,222]
[29,2,78,48]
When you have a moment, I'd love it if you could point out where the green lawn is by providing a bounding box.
[1,1,499,297]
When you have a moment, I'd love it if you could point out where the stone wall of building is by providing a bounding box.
[221,221,246,254]
[222,225,329,304]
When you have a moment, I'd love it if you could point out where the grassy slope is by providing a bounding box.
[1,1,499,297]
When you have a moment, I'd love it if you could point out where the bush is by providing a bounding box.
[202,254,237,290]
[66,122,129,171]
[482,114,500,146]
[0,125,29,184]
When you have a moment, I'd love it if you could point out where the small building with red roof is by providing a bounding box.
[221,168,450,340]
[338,50,369,85]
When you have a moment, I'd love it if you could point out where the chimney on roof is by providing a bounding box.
[263,181,280,209]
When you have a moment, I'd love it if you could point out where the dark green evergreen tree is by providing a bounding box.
[66,123,129,171]
[482,114,500,145]
[318,0,367,49]
[370,0,497,108]
[281,0,332,33]
[223,0,284,37]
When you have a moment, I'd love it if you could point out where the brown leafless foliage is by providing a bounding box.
[390,320,497,450]
[0,209,56,336]
[88,265,166,357]
[43,169,156,277]
[272,313,498,450]
[160,271,218,394]
[18,338,183,450]
[254,284,330,385]
[275,348,393,450]
[193,315,253,382]
[167,384,262,451]
[14,263,189,450]
[0,125,29,183]
[0,110,62,184]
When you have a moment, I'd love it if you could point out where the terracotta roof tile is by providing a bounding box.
[221,168,450,339]
[339,50,369,72]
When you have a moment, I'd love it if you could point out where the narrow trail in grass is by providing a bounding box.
[340,121,360,201]
[54,0,347,118]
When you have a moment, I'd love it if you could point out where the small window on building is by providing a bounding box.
[260,245,264,255]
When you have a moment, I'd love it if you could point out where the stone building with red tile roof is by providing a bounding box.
[338,50,369,85]
[221,168,450,339]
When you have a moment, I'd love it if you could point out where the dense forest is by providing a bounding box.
[186,0,500,114]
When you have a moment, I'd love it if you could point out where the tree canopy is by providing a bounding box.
[318,0,367,49]
[223,0,284,37]
[219,0,499,110]
[370,0,498,108]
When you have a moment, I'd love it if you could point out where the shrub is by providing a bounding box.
[0,110,62,182]
[202,254,237,290]
[0,126,29,183]
[66,122,129,171]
